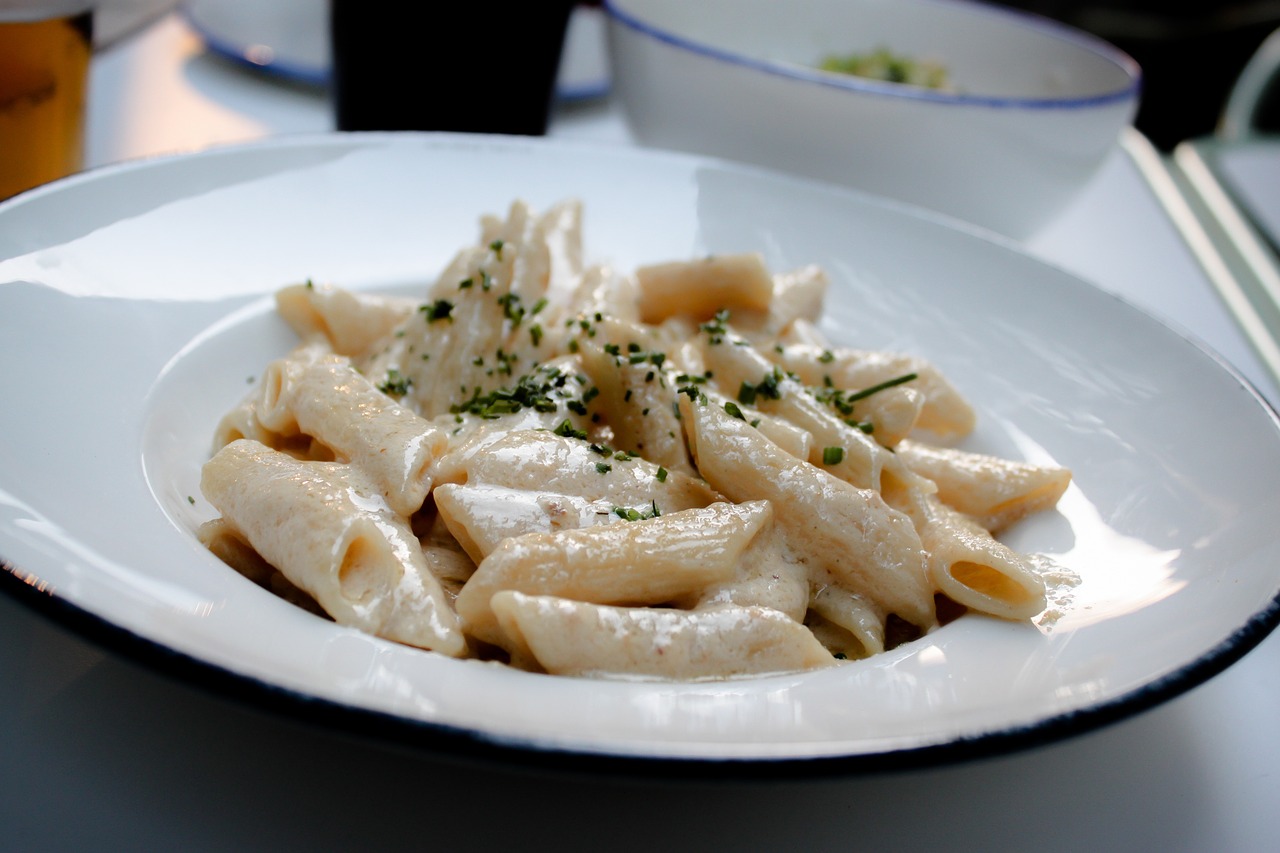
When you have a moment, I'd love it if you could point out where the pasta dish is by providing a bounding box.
[197,199,1070,680]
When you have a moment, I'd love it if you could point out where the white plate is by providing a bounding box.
[180,0,611,100]
[2,133,1278,774]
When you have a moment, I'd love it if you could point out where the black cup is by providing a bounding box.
[330,1,577,134]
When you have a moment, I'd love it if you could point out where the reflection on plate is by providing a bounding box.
[1,133,1278,774]
[180,0,611,99]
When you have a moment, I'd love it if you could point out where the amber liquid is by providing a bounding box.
[0,11,93,200]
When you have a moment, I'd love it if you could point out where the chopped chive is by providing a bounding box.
[845,372,918,403]
[377,368,412,397]
[421,299,453,322]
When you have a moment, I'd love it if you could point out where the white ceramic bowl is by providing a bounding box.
[603,0,1141,239]
[3,133,1280,771]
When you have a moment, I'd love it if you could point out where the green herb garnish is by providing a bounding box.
[421,299,454,322]
[378,368,412,397]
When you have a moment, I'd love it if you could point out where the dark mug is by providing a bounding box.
[329,1,577,134]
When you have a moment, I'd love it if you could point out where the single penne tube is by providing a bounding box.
[213,392,283,451]
[777,317,831,348]
[765,353,924,447]
[772,343,976,439]
[197,517,274,587]
[413,506,478,600]
[898,489,1048,620]
[431,428,719,513]
[421,542,476,602]
[491,592,835,679]
[635,252,775,323]
[775,392,889,491]
[254,345,341,434]
[201,439,467,655]
[724,263,828,343]
[200,519,329,617]
[695,330,892,491]
[260,356,449,517]
[577,316,695,473]
[455,500,772,647]
[700,386,813,462]
[433,483,618,564]
[275,281,417,356]
[809,583,886,658]
[844,386,924,447]
[769,264,827,327]
[895,439,1072,533]
[680,394,936,630]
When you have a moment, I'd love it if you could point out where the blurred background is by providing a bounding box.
[150,0,1280,151]
[991,0,1280,148]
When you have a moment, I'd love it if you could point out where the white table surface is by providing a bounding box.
[1213,139,1280,250]
[3,12,1279,852]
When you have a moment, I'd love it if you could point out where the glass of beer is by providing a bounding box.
[0,1,94,201]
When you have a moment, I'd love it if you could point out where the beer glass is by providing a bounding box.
[0,1,93,201]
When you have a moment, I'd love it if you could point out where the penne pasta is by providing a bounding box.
[201,439,467,655]
[275,281,417,356]
[808,583,887,659]
[771,343,976,439]
[575,314,695,473]
[197,197,1070,681]
[455,500,772,647]
[679,393,937,630]
[895,438,1072,533]
[635,252,775,324]
[893,488,1048,620]
[259,355,450,516]
[491,592,836,679]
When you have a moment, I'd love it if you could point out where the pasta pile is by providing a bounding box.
[198,199,1071,680]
